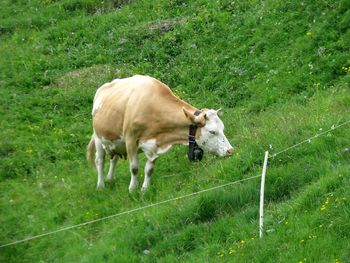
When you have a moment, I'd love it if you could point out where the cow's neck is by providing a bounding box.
[154,104,199,148]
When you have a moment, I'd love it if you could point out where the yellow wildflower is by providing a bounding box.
[228,247,235,254]
[25,149,33,154]
[217,251,224,257]
[320,196,331,211]
[306,32,312,36]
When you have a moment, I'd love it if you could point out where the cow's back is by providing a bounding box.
[92,75,176,141]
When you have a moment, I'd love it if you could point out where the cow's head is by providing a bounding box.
[183,108,234,157]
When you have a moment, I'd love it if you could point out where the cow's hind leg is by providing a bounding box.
[106,154,118,182]
[95,137,105,189]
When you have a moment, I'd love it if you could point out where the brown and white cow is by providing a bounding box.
[87,75,233,192]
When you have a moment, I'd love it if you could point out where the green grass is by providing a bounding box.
[1,0,349,262]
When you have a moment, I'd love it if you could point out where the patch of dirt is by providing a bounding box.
[148,17,187,34]
[114,0,133,9]
[51,65,124,90]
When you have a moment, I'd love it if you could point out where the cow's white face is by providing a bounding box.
[197,110,233,157]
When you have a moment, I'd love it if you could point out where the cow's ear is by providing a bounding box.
[182,107,206,126]
[183,107,196,123]
[195,112,206,127]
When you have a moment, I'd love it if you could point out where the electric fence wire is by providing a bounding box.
[1,119,349,249]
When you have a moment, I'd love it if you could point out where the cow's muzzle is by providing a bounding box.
[226,148,234,156]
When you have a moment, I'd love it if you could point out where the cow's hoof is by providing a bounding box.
[97,182,105,189]
[128,185,137,193]
[106,176,113,182]
[128,180,138,193]
[128,187,136,194]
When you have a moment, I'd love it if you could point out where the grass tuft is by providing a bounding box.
[1,0,349,262]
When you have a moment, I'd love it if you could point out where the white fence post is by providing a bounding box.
[259,151,269,239]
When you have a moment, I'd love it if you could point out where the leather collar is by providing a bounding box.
[187,110,204,162]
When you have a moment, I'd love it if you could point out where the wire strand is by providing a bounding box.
[0,175,261,249]
[2,119,350,249]
[270,119,350,158]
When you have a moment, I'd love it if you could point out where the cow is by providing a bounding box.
[87,75,233,192]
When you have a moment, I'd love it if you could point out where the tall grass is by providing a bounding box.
[0,0,349,262]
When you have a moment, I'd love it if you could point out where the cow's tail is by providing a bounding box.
[87,135,96,168]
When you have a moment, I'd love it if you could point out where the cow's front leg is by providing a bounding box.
[126,139,139,193]
[141,159,156,192]
[128,156,139,192]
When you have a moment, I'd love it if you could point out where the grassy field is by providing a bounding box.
[0,0,349,262]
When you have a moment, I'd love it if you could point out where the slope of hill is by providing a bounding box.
[0,0,349,262]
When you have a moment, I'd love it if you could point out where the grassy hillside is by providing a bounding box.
[0,0,349,262]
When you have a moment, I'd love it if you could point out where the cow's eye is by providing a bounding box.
[209,130,216,135]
